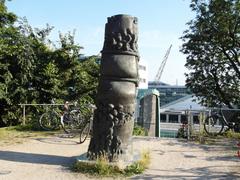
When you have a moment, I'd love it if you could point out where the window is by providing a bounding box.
[139,78,146,83]
[160,114,166,122]
[169,114,178,123]
[181,115,187,124]
[193,116,199,124]
[139,65,146,71]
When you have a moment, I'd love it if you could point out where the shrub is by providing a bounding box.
[133,124,147,136]
[176,124,188,138]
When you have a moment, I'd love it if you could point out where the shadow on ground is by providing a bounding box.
[34,137,79,145]
[0,150,76,167]
[162,137,239,152]
[132,165,240,180]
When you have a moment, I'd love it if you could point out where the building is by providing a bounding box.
[148,81,191,106]
[160,95,206,124]
[136,81,191,121]
[136,79,208,137]
[138,61,148,89]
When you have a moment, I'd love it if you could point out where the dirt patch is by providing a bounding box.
[0,135,239,179]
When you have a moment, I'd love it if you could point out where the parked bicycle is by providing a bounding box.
[79,104,95,144]
[204,108,240,136]
[39,101,95,143]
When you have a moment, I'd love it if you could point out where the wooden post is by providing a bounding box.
[187,110,191,140]
[22,104,26,125]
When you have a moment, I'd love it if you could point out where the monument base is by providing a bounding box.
[76,149,141,170]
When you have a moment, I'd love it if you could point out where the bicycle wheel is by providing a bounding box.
[61,110,83,134]
[79,121,90,144]
[39,111,59,131]
[204,115,224,136]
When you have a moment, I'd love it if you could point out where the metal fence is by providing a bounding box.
[18,103,70,125]
[19,103,240,139]
[182,108,238,139]
[159,108,240,139]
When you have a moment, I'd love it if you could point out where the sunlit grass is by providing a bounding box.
[133,124,147,136]
[72,150,150,177]
[0,125,62,145]
[223,130,240,139]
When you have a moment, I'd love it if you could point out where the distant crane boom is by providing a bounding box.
[154,44,172,82]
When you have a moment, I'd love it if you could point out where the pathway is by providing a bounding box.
[0,135,239,179]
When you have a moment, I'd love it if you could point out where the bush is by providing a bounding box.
[133,124,147,136]
[176,124,187,138]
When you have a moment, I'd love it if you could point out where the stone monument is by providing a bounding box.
[87,14,139,162]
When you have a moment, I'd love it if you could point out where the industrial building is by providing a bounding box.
[148,81,191,106]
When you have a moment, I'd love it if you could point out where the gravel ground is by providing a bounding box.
[0,135,239,180]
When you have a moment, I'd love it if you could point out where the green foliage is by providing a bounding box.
[133,124,147,136]
[72,151,150,177]
[124,151,150,176]
[223,129,240,139]
[0,0,17,28]
[176,125,187,139]
[0,1,100,127]
[180,0,240,108]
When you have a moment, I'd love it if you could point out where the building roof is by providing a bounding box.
[160,95,206,112]
[148,81,170,86]
[148,81,187,89]
[137,89,160,99]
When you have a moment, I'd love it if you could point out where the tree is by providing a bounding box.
[181,0,240,108]
[0,0,100,126]
[69,55,100,104]
[0,0,35,125]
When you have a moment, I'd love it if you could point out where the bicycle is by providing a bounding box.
[63,103,95,143]
[38,104,62,131]
[79,104,95,144]
[204,108,240,136]
[39,102,95,144]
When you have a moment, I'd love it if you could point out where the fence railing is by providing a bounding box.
[183,108,240,139]
[159,107,240,139]
[18,103,68,125]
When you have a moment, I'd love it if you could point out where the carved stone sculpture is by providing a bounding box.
[87,14,139,162]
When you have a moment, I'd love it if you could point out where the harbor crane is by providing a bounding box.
[154,44,172,82]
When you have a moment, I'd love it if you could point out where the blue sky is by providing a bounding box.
[6,0,194,85]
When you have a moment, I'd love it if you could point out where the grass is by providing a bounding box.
[124,150,150,176]
[72,151,150,177]
[191,129,240,145]
[0,125,62,145]
[223,130,240,139]
[133,124,147,136]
